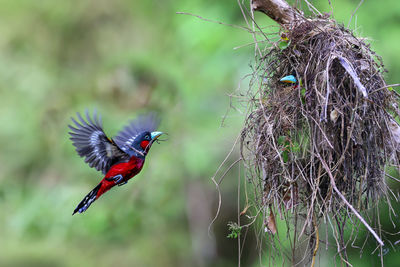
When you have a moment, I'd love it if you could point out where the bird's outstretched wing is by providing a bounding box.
[114,113,160,152]
[69,111,129,174]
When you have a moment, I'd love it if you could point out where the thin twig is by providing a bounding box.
[311,213,320,267]
[317,155,384,246]
[348,0,364,28]
[176,12,253,33]
[370,83,400,94]
[209,133,241,236]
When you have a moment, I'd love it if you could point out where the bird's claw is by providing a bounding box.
[106,174,124,184]
[118,181,128,186]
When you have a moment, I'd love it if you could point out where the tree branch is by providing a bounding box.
[251,0,298,26]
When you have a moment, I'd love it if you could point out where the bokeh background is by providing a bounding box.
[0,0,399,266]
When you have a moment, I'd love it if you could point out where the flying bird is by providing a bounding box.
[69,111,163,215]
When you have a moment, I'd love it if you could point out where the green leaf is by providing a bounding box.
[278,40,290,50]
[277,136,286,145]
[291,142,301,153]
[300,87,306,104]
[301,87,306,97]
[227,222,242,239]
[282,150,289,162]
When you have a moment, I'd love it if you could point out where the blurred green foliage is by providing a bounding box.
[0,0,399,266]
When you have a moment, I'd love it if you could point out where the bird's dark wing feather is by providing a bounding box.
[69,111,129,174]
[114,113,160,152]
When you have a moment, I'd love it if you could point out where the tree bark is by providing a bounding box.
[251,0,298,26]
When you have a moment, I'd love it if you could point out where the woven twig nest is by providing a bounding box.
[241,18,400,264]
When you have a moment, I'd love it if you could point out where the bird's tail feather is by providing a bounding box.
[72,183,102,215]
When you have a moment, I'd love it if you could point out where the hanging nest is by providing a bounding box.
[241,17,400,263]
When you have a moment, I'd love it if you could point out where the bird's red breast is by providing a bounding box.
[105,156,145,179]
[97,156,145,198]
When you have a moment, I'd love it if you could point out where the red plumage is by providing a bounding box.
[69,111,162,215]
[96,157,145,198]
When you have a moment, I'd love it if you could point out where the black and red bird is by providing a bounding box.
[69,111,163,215]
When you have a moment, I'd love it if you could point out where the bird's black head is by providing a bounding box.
[129,131,163,157]
[113,113,163,159]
